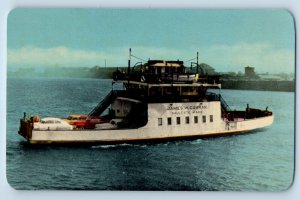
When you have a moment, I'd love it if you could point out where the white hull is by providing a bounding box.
[18,58,274,145]
[28,115,274,144]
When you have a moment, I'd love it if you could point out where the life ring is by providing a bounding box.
[141,76,146,82]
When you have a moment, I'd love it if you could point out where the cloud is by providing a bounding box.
[7,45,190,68]
[8,44,295,73]
[8,46,116,68]
[198,43,295,73]
[128,46,183,61]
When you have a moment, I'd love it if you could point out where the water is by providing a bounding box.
[6,77,294,191]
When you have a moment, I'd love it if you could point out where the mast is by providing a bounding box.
[128,48,131,74]
[196,51,199,74]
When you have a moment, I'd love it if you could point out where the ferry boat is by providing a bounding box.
[18,49,274,144]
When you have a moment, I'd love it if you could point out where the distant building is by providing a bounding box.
[245,66,255,76]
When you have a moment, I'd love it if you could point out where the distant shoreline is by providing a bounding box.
[7,75,294,92]
[7,66,294,92]
[220,80,294,92]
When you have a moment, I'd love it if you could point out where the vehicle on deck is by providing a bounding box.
[64,114,87,125]
[33,117,74,131]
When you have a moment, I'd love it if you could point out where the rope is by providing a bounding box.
[131,54,147,62]
[185,57,197,62]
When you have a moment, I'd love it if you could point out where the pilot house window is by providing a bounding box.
[194,116,198,124]
[177,117,181,125]
[185,116,190,124]
[202,116,206,123]
[210,115,213,122]
[167,117,172,125]
[158,118,162,126]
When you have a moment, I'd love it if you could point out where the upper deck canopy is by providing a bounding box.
[148,60,183,68]
[112,59,220,87]
[114,80,221,89]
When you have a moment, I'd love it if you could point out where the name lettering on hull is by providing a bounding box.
[171,110,203,115]
[167,105,207,115]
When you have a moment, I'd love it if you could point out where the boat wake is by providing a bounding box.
[91,143,142,149]
[190,138,204,144]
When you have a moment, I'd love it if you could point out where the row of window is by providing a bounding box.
[158,115,213,126]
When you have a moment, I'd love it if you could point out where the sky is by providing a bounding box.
[7,8,295,73]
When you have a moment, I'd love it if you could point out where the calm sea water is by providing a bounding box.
[6,77,294,191]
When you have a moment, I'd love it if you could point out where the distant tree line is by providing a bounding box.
[8,66,127,79]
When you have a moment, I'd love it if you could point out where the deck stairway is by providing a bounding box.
[88,90,119,116]
[219,94,231,111]
[206,92,231,112]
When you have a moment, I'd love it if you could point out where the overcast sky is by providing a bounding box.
[7,8,295,73]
